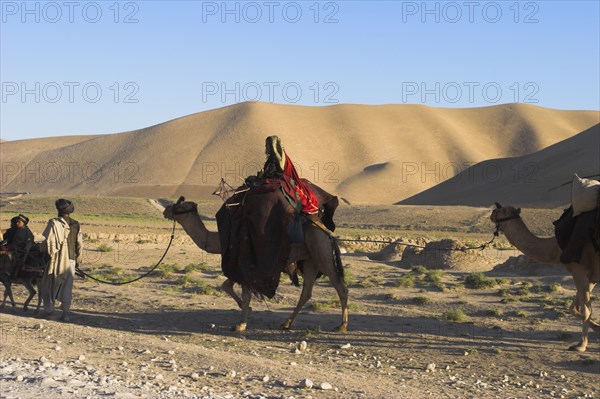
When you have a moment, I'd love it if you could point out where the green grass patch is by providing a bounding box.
[356,275,384,288]
[311,298,359,312]
[97,244,113,252]
[175,276,216,295]
[183,262,210,274]
[157,263,180,277]
[395,272,416,288]
[343,269,357,286]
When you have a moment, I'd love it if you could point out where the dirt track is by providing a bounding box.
[1,201,598,398]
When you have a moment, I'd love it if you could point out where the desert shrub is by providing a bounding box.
[464,273,497,289]
[485,308,503,317]
[548,282,561,292]
[441,308,468,323]
[497,288,511,297]
[425,270,445,284]
[412,296,432,305]
[411,265,427,275]
[425,270,446,291]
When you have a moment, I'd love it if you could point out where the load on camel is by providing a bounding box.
[491,175,600,352]
[163,136,348,333]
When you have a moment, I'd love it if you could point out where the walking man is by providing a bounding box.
[40,199,83,321]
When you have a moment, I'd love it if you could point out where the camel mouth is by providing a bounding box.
[162,205,174,220]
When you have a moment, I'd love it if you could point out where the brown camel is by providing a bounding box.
[491,203,599,352]
[0,250,42,312]
[163,196,348,333]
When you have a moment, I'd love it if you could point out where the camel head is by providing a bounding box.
[490,203,521,230]
[163,196,198,220]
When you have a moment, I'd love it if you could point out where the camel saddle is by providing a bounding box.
[216,177,337,298]
[554,205,600,282]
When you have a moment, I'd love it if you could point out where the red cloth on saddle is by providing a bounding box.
[281,154,319,214]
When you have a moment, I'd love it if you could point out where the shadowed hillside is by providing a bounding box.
[399,124,600,207]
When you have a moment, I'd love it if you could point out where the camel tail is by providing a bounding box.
[332,238,344,279]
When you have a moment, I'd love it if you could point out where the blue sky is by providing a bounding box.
[1,0,599,140]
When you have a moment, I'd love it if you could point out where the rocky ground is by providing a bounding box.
[0,199,598,398]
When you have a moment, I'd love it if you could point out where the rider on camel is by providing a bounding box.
[260,135,319,216]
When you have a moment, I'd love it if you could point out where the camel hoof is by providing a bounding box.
[60,314,70,323]
[568,343,587,352]
[281,320,293,330]
[232,323,247,333]
[334,324,348,333]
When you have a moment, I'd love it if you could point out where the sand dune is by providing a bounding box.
[399,124,599,207]
[1,102,598,204]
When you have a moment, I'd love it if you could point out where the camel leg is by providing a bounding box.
[22,280,36,312]
[221,279,243,309]
[585,282,599,332]
[569,269,591,352]
[328,259,349,333]
[233,285,252,332]
[281,260,319,330]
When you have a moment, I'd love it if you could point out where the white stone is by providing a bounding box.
[300,378,313,389]
[320,382,333,390]
[426,363,436,372]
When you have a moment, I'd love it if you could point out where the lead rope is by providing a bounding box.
[75,219,177,286]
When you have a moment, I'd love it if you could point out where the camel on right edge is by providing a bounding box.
[491,203,599,352]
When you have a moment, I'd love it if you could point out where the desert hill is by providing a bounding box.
[399,124,599,207]
[1,102,598,204]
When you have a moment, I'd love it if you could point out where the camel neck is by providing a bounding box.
[175,212,221,254]
[501,217,561,264]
